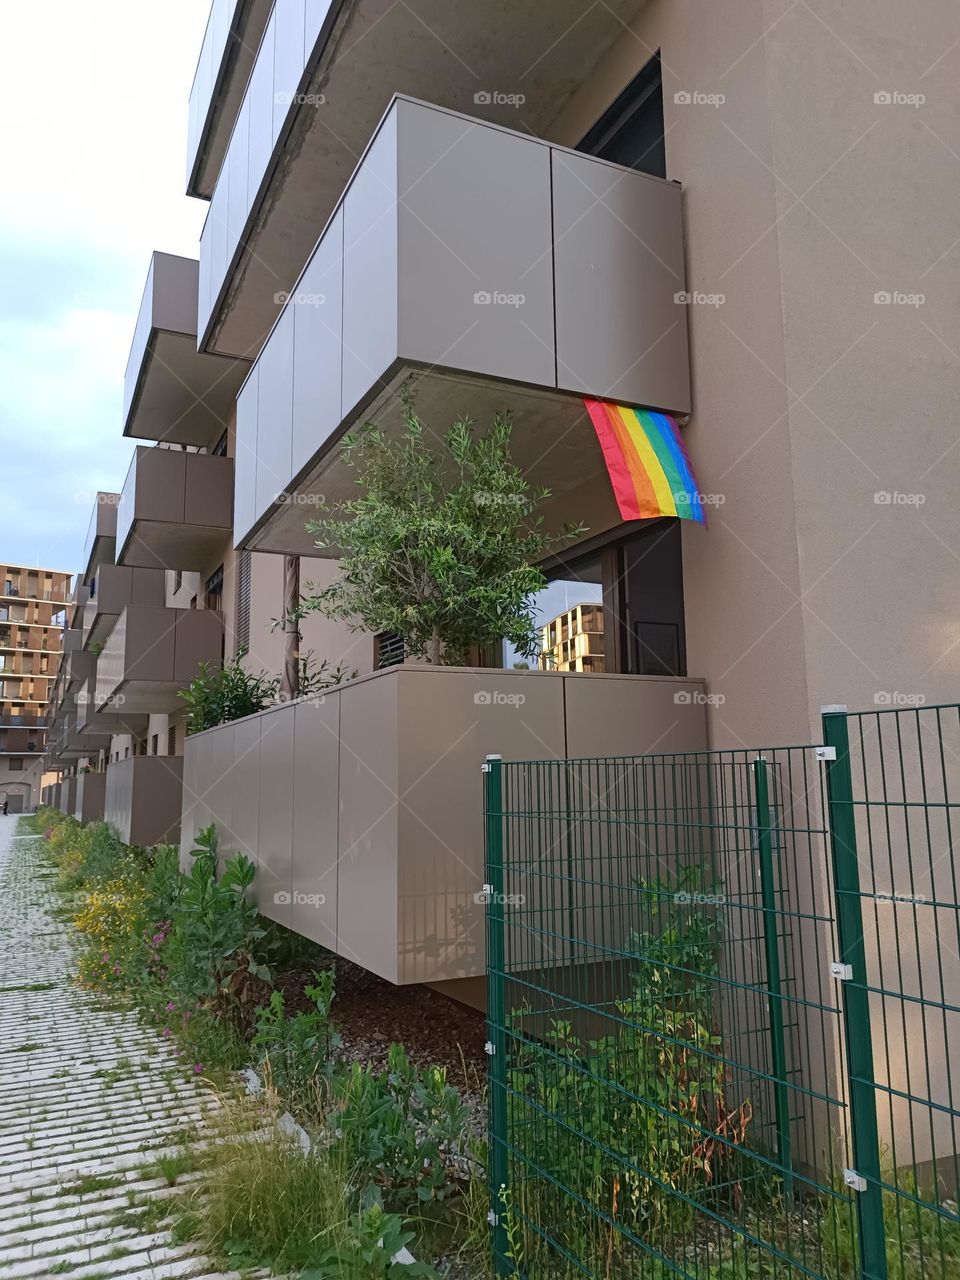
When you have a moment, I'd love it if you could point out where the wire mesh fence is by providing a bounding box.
[484,704,960,1279]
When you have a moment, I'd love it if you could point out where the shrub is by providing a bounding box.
[333,1042,471,1210]
[73,870,148,989]
[180,651,279,734]
[253,971,339,1107]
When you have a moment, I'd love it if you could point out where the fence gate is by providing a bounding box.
[484,703,960,1279]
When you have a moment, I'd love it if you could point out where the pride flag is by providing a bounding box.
[584,399,706,525]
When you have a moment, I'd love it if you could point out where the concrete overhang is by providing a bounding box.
[95,606,224,716]
[116,447,234,573]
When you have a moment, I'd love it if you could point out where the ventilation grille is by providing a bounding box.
[235,549,252,653]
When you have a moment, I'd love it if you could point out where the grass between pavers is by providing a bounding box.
[29,807,492,1279]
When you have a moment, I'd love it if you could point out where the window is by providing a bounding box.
[151,734,159,756]
[167,726,177,756]
[9,757,22,771]
[508,556,606,673]
[578,51,665,177]
[235,549,252,653]
[205,564,224,611]
[211,429,229,457]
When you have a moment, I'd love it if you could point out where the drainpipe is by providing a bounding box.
[280,555,300,703]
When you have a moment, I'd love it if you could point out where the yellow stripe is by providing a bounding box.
[615,406,677,517]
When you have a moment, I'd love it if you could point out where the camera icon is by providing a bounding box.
[874,291,891,304]
[474,91,492,105]
[673,690,692,705]
[874,691,892,705]
[474,691,492,705]
[273,891,291,905]
[674,91,692,105]
[674,291,691,304]
[474,290,492,305]
[873,491,892,505]
[874,91,892,105]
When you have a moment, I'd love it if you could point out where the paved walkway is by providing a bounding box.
[0,817,242,1280]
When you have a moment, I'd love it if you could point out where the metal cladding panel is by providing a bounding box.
[234,366,260,547]
[257,707,295,926]
[396,101,555,388]
[227,101,251,257]
[130,567,167,607]
[232,717,262,866]
[291,207,344,480]
[273,0,306,142]
[173,610,224,684]
[255,306,295,516]
[246,19,276,206]
[304,0,334,42]
[292,695,339,950]
[137,448,188,524]
[206,721,238,850]
[126,607,178,683]
[341,106,399,421]
[552,150,691,415]
[394,668,566,984]
[198,217,214,343]
[337,674,400,984]
[179,734,202,868]
[183,453,234,529]
[131,756,184,847]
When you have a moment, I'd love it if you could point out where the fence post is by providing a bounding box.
[484,754,511,1276]
[821,707,888,1280]
[753,756,793,1202]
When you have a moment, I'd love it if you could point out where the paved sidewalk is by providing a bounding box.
[0,817,242,1280]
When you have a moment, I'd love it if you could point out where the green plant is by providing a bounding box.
[179,651,279,734]
[253,971,340,1105]
[333,1041,471,1210]
[162,824,270,1004]
[297,650,357,697]
[306,1205,439,1278]
[301,403,583,665]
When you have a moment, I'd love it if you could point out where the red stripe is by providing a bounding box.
[585,399,642,520]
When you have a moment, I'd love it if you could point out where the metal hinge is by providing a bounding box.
[815,746,837,762]
[844,1168,867,1192]
[484,1040,496,1056]
[831,961,854,981]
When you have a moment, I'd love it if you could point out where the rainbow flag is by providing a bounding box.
[584,399,706,525]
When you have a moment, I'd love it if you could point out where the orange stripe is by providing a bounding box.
[603,403,662,519]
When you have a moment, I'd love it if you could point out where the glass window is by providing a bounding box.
[506,556,606,672]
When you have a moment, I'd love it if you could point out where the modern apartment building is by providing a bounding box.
[540,604,606,674]
[0,564,70,811]
[46,3,958,1002]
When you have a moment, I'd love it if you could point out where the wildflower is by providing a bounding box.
[162,1027,172,1038]
[102,953,110,962]
[193,1063,203,1074]
[165,1001,176,1012]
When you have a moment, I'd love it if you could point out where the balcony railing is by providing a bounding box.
[235,96,689,553]
[81,564,165,653]
[96,605,224,715]
[196,0,650,357]
[116,447,233,572]
[80,494,120,585]
[106,754,184,847]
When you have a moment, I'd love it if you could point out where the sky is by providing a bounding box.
[0,2,210,576]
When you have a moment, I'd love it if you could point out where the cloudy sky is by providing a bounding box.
[0,3,210,575]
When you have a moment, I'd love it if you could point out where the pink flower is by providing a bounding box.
[165,1001,176,1011]
[162,1027,171,1038]
[101,953,110,962]
[193,1064,203,1074]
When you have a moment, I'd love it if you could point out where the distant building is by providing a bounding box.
[540,603,605,673]
[0,564,70,811]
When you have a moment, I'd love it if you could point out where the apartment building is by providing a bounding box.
[540,604,606,674]
[0,564,70,811]
[45,3,958,1001]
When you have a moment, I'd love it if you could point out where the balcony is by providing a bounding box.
[180,665,707,985]
[105,755,184,847]
[235,97,689,553]
[124,253,248,448]
[82,564,165,652]
[49,709,110,761]
[76,673,147,739]
[62,627,84,654]
[96,606,224,715]
[187,0,273,199]
[80,494,120,585]
[197,0,651,357]
[116,447,233,571]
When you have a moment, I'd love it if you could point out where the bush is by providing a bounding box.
[179,651,279,734]
[333,1042,471,1210]
[253,970,339,1108]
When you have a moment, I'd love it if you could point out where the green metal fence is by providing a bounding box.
[484,703,960,1279]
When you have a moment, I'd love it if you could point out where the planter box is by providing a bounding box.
[105,755,184,846]
[74,772,106,824]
